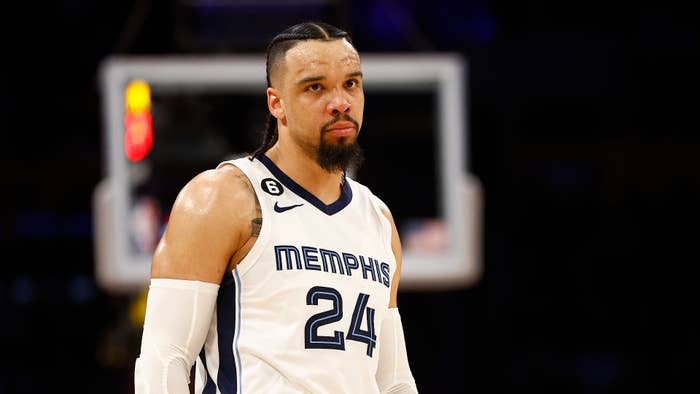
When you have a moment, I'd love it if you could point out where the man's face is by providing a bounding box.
[271,38,365,171]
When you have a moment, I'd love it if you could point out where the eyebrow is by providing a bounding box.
[296,71,363,85]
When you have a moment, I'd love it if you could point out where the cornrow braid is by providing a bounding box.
[251,22,353,160]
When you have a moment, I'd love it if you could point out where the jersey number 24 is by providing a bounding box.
[304,286,377,357]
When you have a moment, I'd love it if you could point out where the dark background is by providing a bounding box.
[2,1,698,393]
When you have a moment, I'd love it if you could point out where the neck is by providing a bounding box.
[265,143,345,205]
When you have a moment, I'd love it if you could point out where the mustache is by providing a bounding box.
[321,114,360,133]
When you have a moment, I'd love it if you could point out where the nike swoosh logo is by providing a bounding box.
[274,201,304,213]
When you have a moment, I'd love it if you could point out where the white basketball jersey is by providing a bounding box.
[194,155,397,394]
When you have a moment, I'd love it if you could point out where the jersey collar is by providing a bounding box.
[257,154,353,215]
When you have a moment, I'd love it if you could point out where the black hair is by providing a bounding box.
[251,22,353,159]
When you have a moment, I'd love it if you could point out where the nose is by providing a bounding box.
[326,88,351,116]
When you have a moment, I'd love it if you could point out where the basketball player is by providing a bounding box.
[134,22,418,394]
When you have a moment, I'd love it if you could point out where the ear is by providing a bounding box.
[267,87,285,120]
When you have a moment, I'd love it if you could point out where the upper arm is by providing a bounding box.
[150,165,257,285]
[381,206,403,308]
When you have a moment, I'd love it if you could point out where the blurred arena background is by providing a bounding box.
[2,1,699,393]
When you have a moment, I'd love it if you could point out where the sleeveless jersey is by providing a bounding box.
[194,155,396,394]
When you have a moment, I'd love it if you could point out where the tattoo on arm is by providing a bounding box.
[235,171,263,238]
[251,218,262,237]
[251,182,262,237]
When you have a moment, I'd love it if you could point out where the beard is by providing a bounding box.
[317,138,364,173]
[316,115,364,173]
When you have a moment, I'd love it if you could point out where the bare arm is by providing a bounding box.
[377,206,419,393]
[151,164,260,283]
[381,206,402,308]
[134,164,260,393]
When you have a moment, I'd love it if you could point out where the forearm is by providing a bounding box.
[376,308,418,394]
[134,279,219,394]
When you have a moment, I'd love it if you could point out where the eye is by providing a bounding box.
[307,83,323,92]
[345,79,359,89]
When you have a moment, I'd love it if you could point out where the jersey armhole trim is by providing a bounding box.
[218,159,273,278]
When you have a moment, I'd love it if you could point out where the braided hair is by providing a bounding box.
[251,22,353,159]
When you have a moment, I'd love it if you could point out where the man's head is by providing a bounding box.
[253,22,364,173]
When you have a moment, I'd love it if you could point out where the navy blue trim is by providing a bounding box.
[217,271,238,393]
[257,154,353,215]
[233,269,243,392]
[199,348,217,394]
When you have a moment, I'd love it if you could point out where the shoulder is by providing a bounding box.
[151,164,258,281]
[183,164,253,200]
[172,164,257,223]
[347,177,392,219]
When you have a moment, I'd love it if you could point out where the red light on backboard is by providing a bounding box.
[124,112,153,162]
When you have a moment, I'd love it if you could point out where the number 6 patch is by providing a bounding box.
[261,178,284,196]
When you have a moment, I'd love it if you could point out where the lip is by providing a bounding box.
[325,127,356,137]
[326,121,356,131]
[325,121,357,137]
